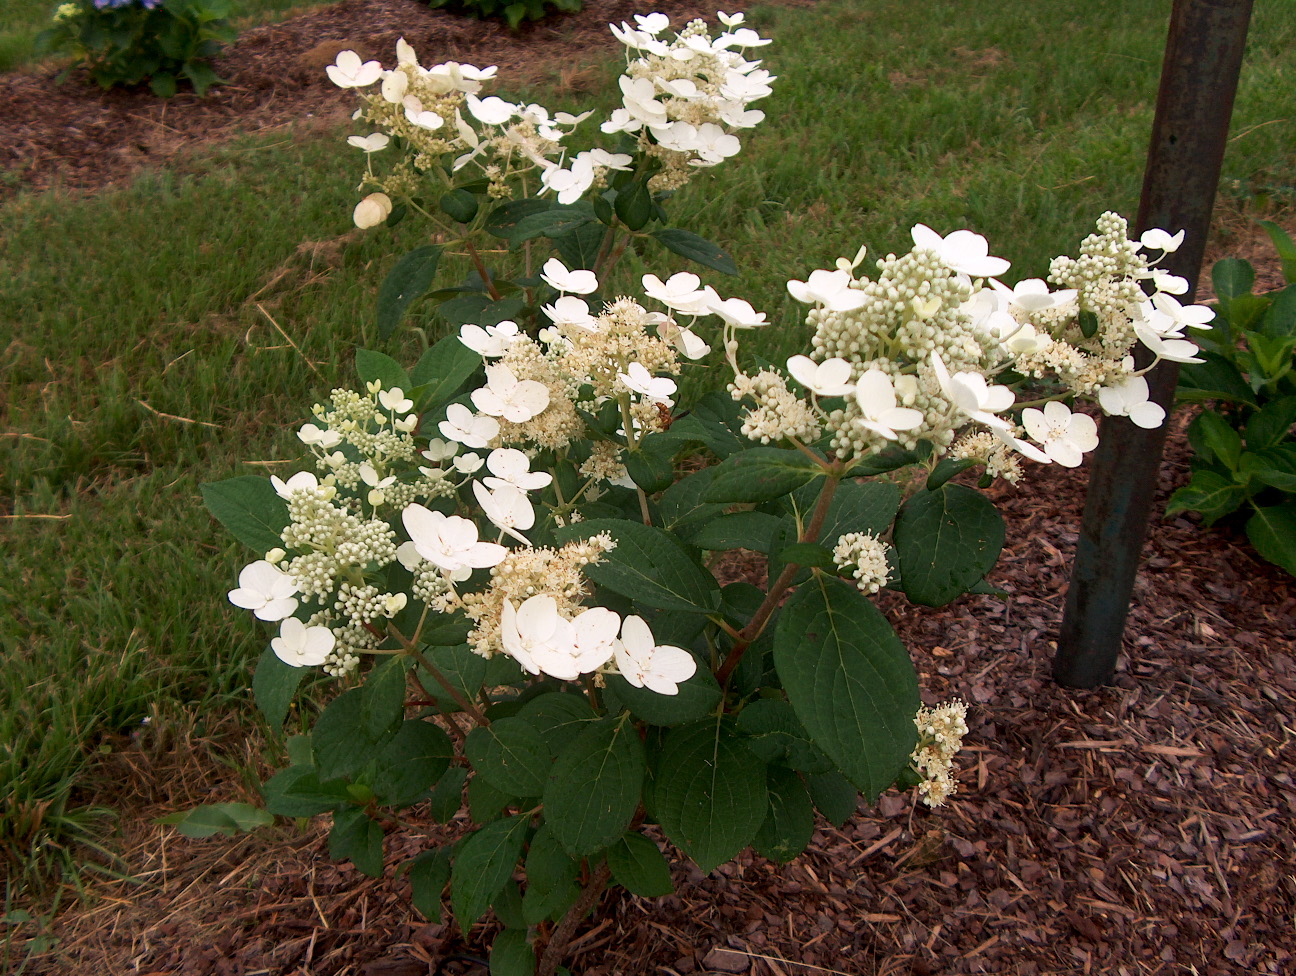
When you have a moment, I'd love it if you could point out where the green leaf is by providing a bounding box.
[686,511,783,552]
[408,848,451,921]
[650,229,738,276]
[736,698,832,773]
[1192,410,1243,471]
[437,294,525,327]
[486,199,554,239]
[428,766,469,823]
[521,825,581,924]
[505,204,594,244]
[776,542,836,569]
[373,720,454,806]
[156,802,272,839]
[926,457,980,491]
[1178,353,1260,407]
[355,347,411,394]
[490,928,535,976]
[845,442,930,477]
[261,766,349,817]
[377,246,442,340]
[774,576,919,800]
[517,693,598,755]
[410,334,482,411]
[625,448,675,493]
[613,180,653,231]
[666,392,748,458]
[801,479,901,545]
[805,771,858,827]
[312,688,400,782]
[451,815,531,933]
[703,448,825,504]
[1078,309,1099,339]
[552,518,719,614]
[1259,284,1296,339]
[543,715,645,857]
[555,221,606,271]
[1213,257,1255,301]
[656,466,728,533]
[468,773,517,823]
[752,767,814,864]
[330,807,385,878]
[417,644,487,713]
[654,720,767,873]
[1165,469,1247,526]
[362,656,409,740]
[466,717,553,797]
[607,831,674,897]
[201,476,289,553]
[1241,445,1296,492]
[253,646,304,728]
[440,189,479,224]
[1259,220,1296,283]
[892,483,1005,607]
[605,664,721,727]
[1246,502,1296,575]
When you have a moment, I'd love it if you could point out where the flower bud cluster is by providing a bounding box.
[911,699,969,808]
[831,532,893,595]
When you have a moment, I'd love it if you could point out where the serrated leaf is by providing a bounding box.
[490,928,535,976]
[613,180,652,231]
[505,204,594,244]
[468,774,516,823]
[656,466,728,533]
[362,656,409,740]
[1245,396,1296,450]
[703,448,825,504]
[776,542,836,569]
[752,767,814,863]
[408,848,451,921]
[253,645,304,728]
[800,479,901,545]
[377,246,442,340]
[428,766,469,824]
[605,664,720,727]
[156,802,272,839]
[410,334,482,411]
[1165,469,1247,525]
[521,825,581,924]
[486,199,554,239]
[312,688,400,782]
[555,221,606,271]
[355,348,411,393]
[927,457,980,491]
[451,815,531,933]
[330,808,385,877]
[552,518,719,614]
[373,719,454,806]
[440,189,479,224]
[1193,409,1243,471]
[805,770,858,827]
[607,831,674,897]
[1246,501,1296,575]
[1260,221,1296,283]
[892,483,1005,607]
[666,392,748,459]
[736,698,832,773]
[543,715,644,856]
[625,448,675,493]
[653,719,767,873]
[201,476,289,553]
[686,511,784,551]
[1178,352,1260,407]
[261,766,349,817]
[466,717,553,797]
[774,576,919,800]
[417,644,488,713]
[517,693,598,754]
[1213,257,1255,301]
[845,442,930,477]
[650,228,738,275]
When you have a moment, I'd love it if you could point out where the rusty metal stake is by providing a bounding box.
[1053,0,1254,688]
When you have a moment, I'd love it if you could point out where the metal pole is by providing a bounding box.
[1053,0,1254,688]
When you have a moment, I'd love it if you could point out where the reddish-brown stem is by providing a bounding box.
[464,239,503,301]
[535,861,613,976]
[714,474,842,686]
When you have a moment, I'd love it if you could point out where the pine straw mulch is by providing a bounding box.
[0,0,788,199]
[18,416,1295,976]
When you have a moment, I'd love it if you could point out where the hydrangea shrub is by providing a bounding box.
[37,0,234,96]
[189,14,1218,973]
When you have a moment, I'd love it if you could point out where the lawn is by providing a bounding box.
[1,0,1293,918]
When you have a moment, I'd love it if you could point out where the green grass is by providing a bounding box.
[0,0,337,71]
[2,0,1294,899]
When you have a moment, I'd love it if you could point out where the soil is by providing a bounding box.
[5,2,1296,974]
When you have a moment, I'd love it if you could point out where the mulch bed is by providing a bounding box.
[21,420,1295,976]
[6,1,1296,973]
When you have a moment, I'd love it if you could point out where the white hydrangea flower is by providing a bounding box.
[472,481,535,545]
[484,448,553,492]
[228,560,299,621]
[353,192,393,229]
[1097,369,1165,430]
[786,268,867,311]
[618,362,677,404]
[910,224,1010,277]
[271,471,320,499]
[459,320,520,358]
[346,132,390,153]
[854,369,924,440]
[1021,401,1099,467]
[614,615,696,695]
[271,617,336,668]
[439,403,500,449]
[930,352,1014,430]
[327,50,382,88]
[471,364,551,423]
[540,258,598,295]
[786,356,855,397]
[402,503,508,572]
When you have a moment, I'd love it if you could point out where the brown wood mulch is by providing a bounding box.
[23,416,1296,976]
[7,1,1296,974]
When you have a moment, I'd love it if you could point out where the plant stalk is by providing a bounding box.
[535,861,613,976]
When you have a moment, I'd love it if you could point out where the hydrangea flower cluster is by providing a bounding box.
[604,11,774,191]
[831,532,893,595]
[910,699,970,808]
[709,213,1210,477]
[328,12,773,226]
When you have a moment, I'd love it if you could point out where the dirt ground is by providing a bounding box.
[4,1,1295,974]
